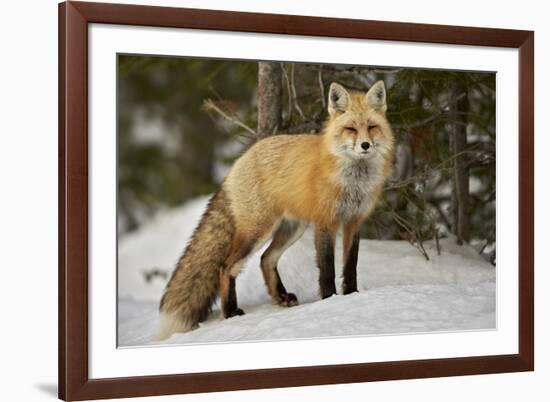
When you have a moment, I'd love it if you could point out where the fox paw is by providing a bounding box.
[343,280,358,295]
[343,287,358,295]
[226,308,245,318]
[277,293,299,307]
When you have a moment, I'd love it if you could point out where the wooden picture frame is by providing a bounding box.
[59,1,534,400]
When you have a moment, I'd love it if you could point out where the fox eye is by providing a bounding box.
[368,124,378,130]
[344,127,357,133]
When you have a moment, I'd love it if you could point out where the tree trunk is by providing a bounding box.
[450,83,470,245]
[257,62,282,138]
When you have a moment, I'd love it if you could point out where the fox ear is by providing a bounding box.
[328,83,351,114]
[366,80,387,113]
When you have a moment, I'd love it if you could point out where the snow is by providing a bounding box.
[118,196,210,301]
[118,197,496,347]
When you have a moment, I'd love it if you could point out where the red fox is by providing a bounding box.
[157,81,394,339]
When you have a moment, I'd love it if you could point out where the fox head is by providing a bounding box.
[324,81,394,164]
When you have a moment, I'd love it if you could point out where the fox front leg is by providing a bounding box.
[315,226,337,299]
[342,222,360,295]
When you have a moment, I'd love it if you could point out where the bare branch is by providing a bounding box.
[435,229,441,256]
[281,63,293,126]
[290,64,306,121]
[391,210,430,261]
[202,99,257,137]
[286,121,322,134]
[428,199,452,231]
[385,149,477,191]
[318,66,326,109]
[391,112,443,130]
[391,92,467,131]
[303,63,403,75]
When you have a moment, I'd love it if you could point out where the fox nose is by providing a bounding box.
[361,142,371,151]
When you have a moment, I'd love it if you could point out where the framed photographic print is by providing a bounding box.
[59,1,534,400]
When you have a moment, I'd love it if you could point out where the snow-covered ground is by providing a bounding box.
[118,197,496,347]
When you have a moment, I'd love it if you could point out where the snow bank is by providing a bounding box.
[118,196,210,301]
[118,196,496,346]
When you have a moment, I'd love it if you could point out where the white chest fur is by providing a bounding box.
[335,160,384,222]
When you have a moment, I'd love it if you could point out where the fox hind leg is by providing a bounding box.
[220,234,257,318]
[261,219,307,307]
[219,269,245,318]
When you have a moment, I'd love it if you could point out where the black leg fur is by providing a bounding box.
[343,232,360,294]
[315,227,337,299]
[223,276,244,318]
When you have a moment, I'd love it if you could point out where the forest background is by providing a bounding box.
[117,56,496,266]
